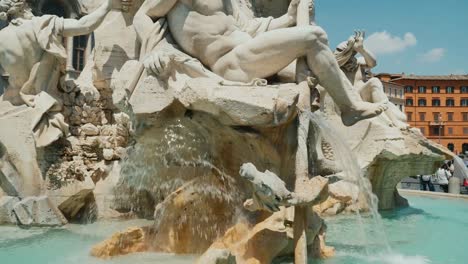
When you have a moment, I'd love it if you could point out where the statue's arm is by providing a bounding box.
[356,46,377,69]
[62,0,113,37]
[267,13,295,30]
[266,0,298,30]
[354,32,377,69]
[267,0,315,30]
[134,0,178,40]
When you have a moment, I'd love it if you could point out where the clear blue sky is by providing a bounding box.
[315,0,468,75]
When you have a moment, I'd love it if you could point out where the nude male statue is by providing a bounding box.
[134,0,387,126]
[334,31,408,129]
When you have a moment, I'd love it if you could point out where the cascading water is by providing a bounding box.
[115,116,248,252]
[307,112,431,263]
[307,111,390,248]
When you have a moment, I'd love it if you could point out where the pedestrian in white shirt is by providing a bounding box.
[434,164,451,193]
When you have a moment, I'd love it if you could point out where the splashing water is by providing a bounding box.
[333,251,431,264]
[118,118,244,243]
[307,112,392,253]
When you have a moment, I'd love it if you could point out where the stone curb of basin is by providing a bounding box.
[398,189,468,200]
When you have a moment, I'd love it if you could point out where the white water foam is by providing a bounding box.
[336,251,431,264]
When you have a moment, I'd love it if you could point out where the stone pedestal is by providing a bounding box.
[449,177,461,194]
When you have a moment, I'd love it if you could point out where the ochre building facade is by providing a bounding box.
[378,74,468,154]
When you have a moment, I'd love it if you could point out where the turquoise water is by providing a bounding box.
[319,194,468,264]
[0,194,467,264]
[0,219,195,264]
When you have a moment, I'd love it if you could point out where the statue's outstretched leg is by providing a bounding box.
[212,27,385,128]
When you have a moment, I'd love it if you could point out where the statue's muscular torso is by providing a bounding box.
[167,0,252,67]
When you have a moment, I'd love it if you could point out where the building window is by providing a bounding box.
[447,112,454,121]
[405,86,413,93]
[432,99,441,106]
[463,112,468,121]
[72,35,89,72]
[407,112,413,122]
[399,105,403,111]
[420,127,425,135]
[461,98,468,106]
[431,126,442,136]
[447,143,455,152]
[433,112,441,122]
[399,90,403,98]
[432,86,440,93]
[446,98,455,106]
[446,86,454,93]
[419,112,426,121]
[464,128,468,135]
[461,86,468,93]
[394,89,397,97]
[406,99,413,106]
[418,99,427,106]
[463,143,468,154]
[418,86,426,93]
[388,88,392,96]
[448,127,453,135]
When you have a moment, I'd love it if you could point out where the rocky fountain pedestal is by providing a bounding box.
[0,0,453,264]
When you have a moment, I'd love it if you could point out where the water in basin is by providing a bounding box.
[0,194,466,264]
[318,193,468,264]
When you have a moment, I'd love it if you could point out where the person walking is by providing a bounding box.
[434,164,451,193]
[420,174,435,191]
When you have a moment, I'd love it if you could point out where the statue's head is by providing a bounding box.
[334,40,358,71]
[0,0,33,23]
[335,41,357,58]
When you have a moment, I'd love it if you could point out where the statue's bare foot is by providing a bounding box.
[341,101,388,126]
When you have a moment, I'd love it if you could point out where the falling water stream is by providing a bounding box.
[118,118,243,241]
[308,111,431,263]
[307,112,391,248]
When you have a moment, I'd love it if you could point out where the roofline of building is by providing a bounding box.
[393,75,468,81]
[375,73,468,81]
[381,80,405,87]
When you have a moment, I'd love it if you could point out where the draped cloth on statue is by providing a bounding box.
[1,15,69,147]
[334,39,359,73]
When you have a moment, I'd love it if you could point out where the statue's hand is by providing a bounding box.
[143,51,171,77]
[287,0,300,23]
[353,30,365,52]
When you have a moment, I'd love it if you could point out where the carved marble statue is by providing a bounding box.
[333,31,408,129]
[0,0,114,147]
[133,0,387,127]
[0,0,116,197]
[0,0,454,263]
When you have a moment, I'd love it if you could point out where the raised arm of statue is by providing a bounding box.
[62,0,113,37]
[139,0,178,18]
[134,0,178,41]
[354,31,377,69]
[266,0,299,30]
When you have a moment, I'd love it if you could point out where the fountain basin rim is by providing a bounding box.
[398,189,468,200]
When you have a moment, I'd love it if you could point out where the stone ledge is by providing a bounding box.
[398,189,468,200]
